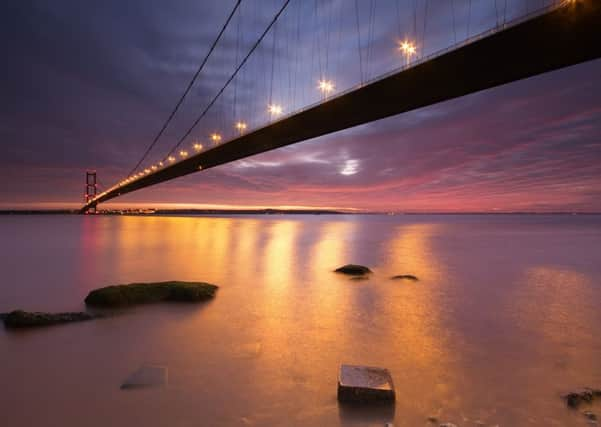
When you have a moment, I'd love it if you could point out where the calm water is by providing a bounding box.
[1,214,600,426]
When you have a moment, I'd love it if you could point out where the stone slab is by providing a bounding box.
[121,365,168,389]
[337,364,395,403]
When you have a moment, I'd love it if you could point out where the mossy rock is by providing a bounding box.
[2,310,95,328]
[334,264,372,276]
[390,274,419,281]
[85,281,218,307]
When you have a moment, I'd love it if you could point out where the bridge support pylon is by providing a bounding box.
[83,171,97,214]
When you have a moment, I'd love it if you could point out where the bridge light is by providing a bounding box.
[179,150,188,158]
[235,121,247,135]
[211,133,222,144]
[168,156,176,163]
[144,168,151,174]
[151,165,158,171]
[399,40,417,65]
[198,165,203,171]
[193,142,203,152]
[268,104,283,117]
[317,79,334,97]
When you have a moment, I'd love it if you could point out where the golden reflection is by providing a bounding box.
[514,266,595,347]
[110,216,234,283]
[201,217,232,282]
[382,223,445,363]
[380,223,458,411]
[308,221,358,322]
[253,220,302,368]
[384,223,444,282]
[229,218,260,284]
[261,220,301,294]
[501,265,599,423]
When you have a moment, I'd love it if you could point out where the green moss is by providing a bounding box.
[85,281,218,307]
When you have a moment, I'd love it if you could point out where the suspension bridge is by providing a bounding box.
[81,0,601,213]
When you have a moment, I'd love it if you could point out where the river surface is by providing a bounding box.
[1,214,600,426]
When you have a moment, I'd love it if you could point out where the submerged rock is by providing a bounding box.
[350,276,369,281]
[121,365,168,389]
[390,274,418,281]
[2,310,95,328]
[85,281,218,307]
[334,264,372,276]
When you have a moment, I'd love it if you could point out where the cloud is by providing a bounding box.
[0,0,600,211]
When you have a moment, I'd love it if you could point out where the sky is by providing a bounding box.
[1,0,600,212]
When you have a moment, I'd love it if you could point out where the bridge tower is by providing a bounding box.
[84,171,97,213]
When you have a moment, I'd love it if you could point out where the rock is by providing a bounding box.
[390,274,418,281]
[2,310,95,328]
[121,365,168,389]
[565,392,583,408]
[564,389,595,408]
[334,264,372,276]
[337,364,395,403]
[439,424,458,427]
[584,411,597,421]
[85,281,218,307]
[427,417,438,423]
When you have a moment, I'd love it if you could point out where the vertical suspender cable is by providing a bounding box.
[422,0,429,56]
[354,0,364,84]
[451,0,457,43]
[269,18,277,108]
[467,0,472,38]
[395,0,402,40]
[233,2,242,123]
[365,0,376,80]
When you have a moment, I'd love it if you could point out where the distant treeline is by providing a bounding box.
[0,209,599,216]
[0,210,77,215]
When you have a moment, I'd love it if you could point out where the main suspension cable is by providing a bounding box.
[127,0,242,177]
[164,0,292,159]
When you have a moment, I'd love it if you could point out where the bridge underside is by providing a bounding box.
[82,0,601,212]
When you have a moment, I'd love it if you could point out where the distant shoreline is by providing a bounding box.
[1,209,600,216]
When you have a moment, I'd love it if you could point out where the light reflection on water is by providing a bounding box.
[0,214,600,426]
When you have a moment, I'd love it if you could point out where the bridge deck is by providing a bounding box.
[82,0,601,212]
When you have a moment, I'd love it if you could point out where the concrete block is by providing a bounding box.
[337,364,395,403]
